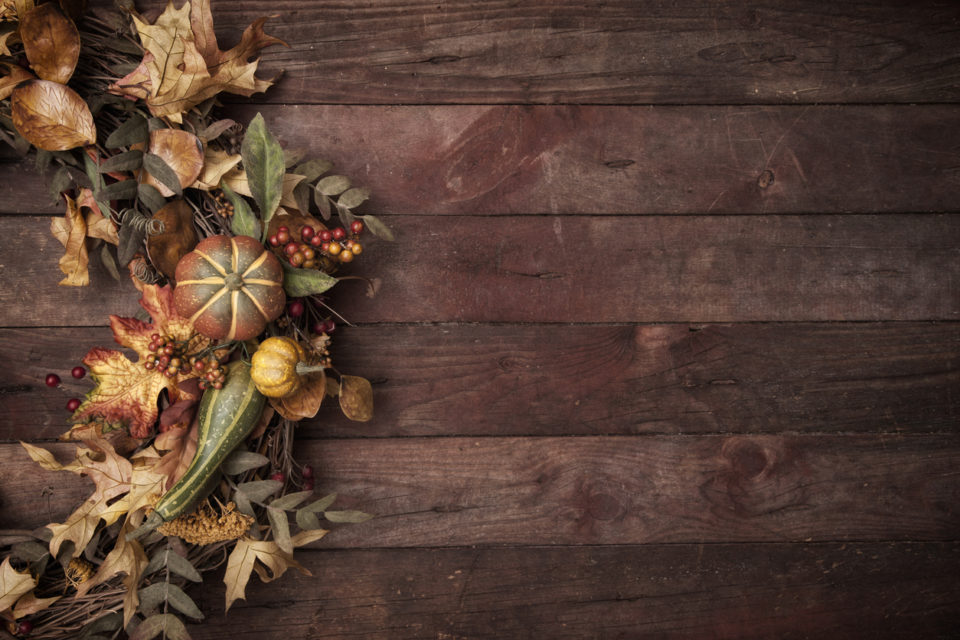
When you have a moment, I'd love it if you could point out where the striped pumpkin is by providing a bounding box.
[173,235,286,341]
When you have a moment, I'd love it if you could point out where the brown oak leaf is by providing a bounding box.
[49,188,118,286]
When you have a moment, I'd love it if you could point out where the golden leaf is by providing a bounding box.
[10,79,95,150]
[49,192,90,286]
[0,63,34,101]
[0,0,34,22]
[339,375,374,422]
[270,369,326,421]
[221,170,305,210]
[74,521,147,625]
[224,533,325,611]
[0,557,36,614]
[76,188,119,245]
[146,199,198,280]
[11,591,60,619]
[142,129,204,197]
[0,30,14,57]
[19,3,79,83]
[191,146,241,190]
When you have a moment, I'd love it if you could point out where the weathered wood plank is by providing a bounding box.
[131,0,960,105]
[3,436,957,544]
[2,323,958,440]
[5,105,960,215]
[2,215,957,326]
[188,543,960,639]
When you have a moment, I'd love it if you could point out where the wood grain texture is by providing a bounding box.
[2,323,958,440]
[3,436,957,544]
[130,0,960,105]
[188,543,960,639]
[3,214,957,326]
[5,104,960,215]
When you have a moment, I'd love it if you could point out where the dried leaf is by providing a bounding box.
[223,535,317,611]
[281,262,337,298]
[105,114,148,149]
[266,506,292,554]
[10,79,95,151]
[221,450,269,476]
[270,369,326,421]
[129,613,189,640]
[75,521,148,628]
[324,510,373,524]
[197,118,235,143]
[12,590,60,619]
[362,214,395,241]
[153,421,199,492]
[49,193,91,286]
[0,62,35,101]
[0,557,36,613]
[241,112,285,228]
[20,3,79,84]
[146,199,198,280]
[235,479,283,503]
[142,129,204,197]
[339,375,374,422]
[316,174,351,196]
[221,168,304,211]
[338,187,370,210]
[191,146,240,190]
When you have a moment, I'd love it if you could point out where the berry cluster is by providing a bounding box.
[193,356,227,391]
[211,190,235,217]
[144,333,190,378]
[268,221,365,268]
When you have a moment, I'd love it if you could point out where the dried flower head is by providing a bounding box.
[157,500,254,545]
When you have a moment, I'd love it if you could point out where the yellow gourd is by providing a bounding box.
[250,337,323,398]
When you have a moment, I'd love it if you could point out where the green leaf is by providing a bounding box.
[197,119,235,143]
[362,214,395,241]
[233,489,255,518]
[137,183,166,214]
[282,262,337,298]
[338,187,370,210]
[147,117,167,132]
[324,510,373,523]
[316,175,351,196]
[49,165,73,204]
[105,114,148,149]
[83,153,104,194]
[293,181,312,218]
[241,112,285,231]
[35,149,52,173]
[295,508,323,531]
[336,203,357,228]
[294,159,332,183]
[303,493,338,513]
[221,181,260,239]
[100,150,143,173]
[284,147,306,168]
[142,153,183,196]
[100,244,121,282]
[99,179,139,201]
[139,583,203,620]
[236,479,283,503]
[270,490,313,511]
[78,612,122,639]
[145,548,202,583]
[266,506,292,554]
[222,450,270,476]
[314,189,332,220]
[129,613,190,640]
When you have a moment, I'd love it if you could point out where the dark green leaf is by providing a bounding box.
[316,175,351,196]
[49,165,73,204]
[167,553,202,583]
[362,214,395,241]
[304,493,338,513]
[100,244,121,282]
[266,506,292,554]
[295,508,323,531]
[100,179,139,201]
[105,114,148,149]
[118,209,147,266]
[338,187,370,210]
[147,117,167,132]
[142,153,182,196]
[11,540,48,563]
[236,479,283,503]
[270,490,313,511]
[324,510,373,523]
[35,149,52,173]
[84,153,104,194]
[197,119,235,143]
[222,450,270,476]
[129,613,189,640]
[100,149,143,173]
[221,181,259,239]
[110,62,138,76]
[137,183,166,214]
[241,112,285,231]
[139,583,203,620]
[314,189,332,220]
[294,158,332,183]
[282,262,337,297]
[79,612,122,639]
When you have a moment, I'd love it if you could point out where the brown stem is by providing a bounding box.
[295,362,326,375]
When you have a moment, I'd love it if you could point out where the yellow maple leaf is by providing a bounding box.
[0,557,36,614]
[223,530,327,611]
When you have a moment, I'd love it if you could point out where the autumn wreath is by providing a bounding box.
[0,1,389,637]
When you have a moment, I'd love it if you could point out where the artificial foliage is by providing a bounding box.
[0,1,387,637]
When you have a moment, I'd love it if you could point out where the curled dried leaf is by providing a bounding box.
[10,79,96,151]
[146,199,198,280]
[0,62,34,101]
[20,3,79,84]
[141,129,204,197]
[339,375,373,422]
[270,369,326,421]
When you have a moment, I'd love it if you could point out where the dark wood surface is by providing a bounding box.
[1,0,959,637]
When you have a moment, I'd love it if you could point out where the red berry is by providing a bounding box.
[311,321,325,334]
[44,373,61,387]
[151,333,160,341]
[271,472,286,483]
[289,253,305,267]
[284,242,300,256]
[17,619,33,635]
[300,226,315,241]
[278,226,289,233]
[303,479,315,491]
[309,234,323,247]
[70,366,86,379]
[332,227,346,240]
[322,319,336,334]
[268,234,280,246]
[66,398,81,412]
[320,230,333,242]
[350,220,364,234]
[302,464,314,479]
[277,230,290,245]
[288,300,305,317]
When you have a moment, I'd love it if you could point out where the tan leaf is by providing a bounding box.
[270,369,326,421]
[20,3,79,83]
[191,147,241,190]
[146,199,198,280]
[0,0,34,22]
[109,53,151,101]
[47,496,107,558]
[142,129,204,197]
[49,192,90,286]
[0,557,36,614]
[74,521,147,614]
[0,30,15,57]
[10,79,95,150]
[12,591,60,619]
[223,537,310,612]
[339,375,373,422]
[153,420,199,492]
[188,0,218,67]
[222,170,305,210]
[0,63,34,101]
[76,188,119,245]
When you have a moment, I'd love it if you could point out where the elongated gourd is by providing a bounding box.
[153,360,266,522]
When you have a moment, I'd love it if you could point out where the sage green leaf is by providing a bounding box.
[118,209,147,266]
[270,490,313,511]
[293,181,312,217]
[338,187,370,209]
[241,112,285,230]
[316,175,351,196]
[282,262,337,298]
[100,244,121,282]
[295,508,323,531]
[138,583,203,620]
[221,181,260,239]
[100,179,139,201]
[142,153,183,196]
[267,506,293,554]
[236,479,283,503]
[362,214,395,241]
[222,450,270,476]
[284,147,306,168]
[197,118,235,143]
[137,183,166,214]
[83,153,104,194]
[304,493,338,514]
[35,149,52,173]
[49,165,72,204]
[324,510,373,523]
[147,117,167,132]
[110,62,138,76]
[100,150,143,173]
[79,612,122,639]
[233,488,255,518]
[336,203,356,228]
[129,613,189,640]
[294,158,332,182]
[11,541,48,563]
[105,115,148,149]
[314,189,332,220]
[146,548,202,583]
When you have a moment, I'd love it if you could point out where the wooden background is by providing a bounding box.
[2,0,960,637]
